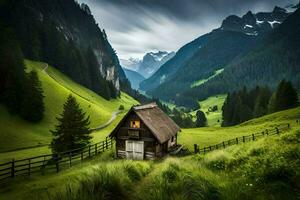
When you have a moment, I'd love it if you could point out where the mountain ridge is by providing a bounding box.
[141,6,294,107]
[0,0,128,100]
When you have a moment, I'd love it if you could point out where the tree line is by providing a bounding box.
[222,80,298,126]
[1,0,120,100]
[0,25,45,122]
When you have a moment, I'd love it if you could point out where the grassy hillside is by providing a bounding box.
[191,68,224,88]
[1,107,299,200]
[0,60,138,153]
[181,106,300,150]
[190,94,226,127]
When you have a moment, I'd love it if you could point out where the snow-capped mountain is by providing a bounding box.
[221,6,290,36]
[140,6,292,103]
[120,58,141,71]
[137,51,175,78]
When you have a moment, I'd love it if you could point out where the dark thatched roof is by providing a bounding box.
[109,103,181,144]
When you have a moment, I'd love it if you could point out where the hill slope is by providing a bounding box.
[180,7,300,104]
[1,107,299,200]
[0,60,138,153]
[0,0,128,99]
[141,6,295,107]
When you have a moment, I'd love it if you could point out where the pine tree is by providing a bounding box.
[0,26,25,114]
[274,80,298,112]
[196,110,207,127]
[20,70,45,122]
[51,95,91,153]
[268,93,277,114]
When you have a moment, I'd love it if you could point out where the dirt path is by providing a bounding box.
[91,110,121,131]
[42,64,121,131]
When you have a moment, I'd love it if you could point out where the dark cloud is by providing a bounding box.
[78,0,298,59]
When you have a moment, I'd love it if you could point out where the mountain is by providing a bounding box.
[141,6,292,107]
[175,7,300,108]
[120,58,141,71]
[139,37,209,91]
[123,68,145,90]
[0,0,128,100]
[137,51,175,78]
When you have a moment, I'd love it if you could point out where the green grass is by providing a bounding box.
[191,68,224,88]
[190,94,226,127]
[181,106,300,150]
[1,124,299,200]
[0,60,138,160]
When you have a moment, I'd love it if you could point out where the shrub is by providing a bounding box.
[119,105,124,110]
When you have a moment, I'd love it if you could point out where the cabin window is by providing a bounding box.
[130,120,140,128]
[171,136,174,142]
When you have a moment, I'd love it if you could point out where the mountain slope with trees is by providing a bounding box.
[141,6,296,108]
[0,0,129,100]
[0,60,138,153]
[179,7,300,108]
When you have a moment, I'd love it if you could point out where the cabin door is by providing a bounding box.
[125,140,144,160]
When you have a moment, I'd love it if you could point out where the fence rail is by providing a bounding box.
[0,137,113,182]
[194,123,290,155]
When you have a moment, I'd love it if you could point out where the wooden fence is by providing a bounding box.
[0,137,113,182]
[194,123,290,154]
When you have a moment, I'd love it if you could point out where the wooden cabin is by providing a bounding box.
[109,103,181,160]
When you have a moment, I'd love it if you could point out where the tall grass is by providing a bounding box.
[196,129,300,200]
[137,159,221,200]
[47,161,152,200]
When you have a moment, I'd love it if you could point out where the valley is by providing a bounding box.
[0,0,300,199]
[1,106,299,200]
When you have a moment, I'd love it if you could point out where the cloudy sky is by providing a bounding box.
[78,0,297,59]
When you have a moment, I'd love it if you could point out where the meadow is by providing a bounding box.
[1,106,299,200]
[0,60,138,161]
[190,95,226,127]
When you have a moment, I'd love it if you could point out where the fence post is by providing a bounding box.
[209,146,212,151]
[95,144,97,155]
[106,137,108,149]
[287,123,290,129]
[252,134,255,141]
[194,144,198,154]
[204,147,206,154]
[11,159,15,178]
[243,136,245,143]
[276,127,279,134]
[236,138,238,144]
[223,142,225,148]
[216,144,218,149]
[102,141,105,152]
[81,151,83,161]
[28,159,31,176]
[55,154,59,173]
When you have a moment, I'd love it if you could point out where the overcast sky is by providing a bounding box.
[78,0,297,59]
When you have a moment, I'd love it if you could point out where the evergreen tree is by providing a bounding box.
[196,110,207,127]
[51,95,91,153]
[274,80,298,112]
[254,87,271,117]
[267,93,277,114]
[20,70,45,122]
[222,86,272,126]
[0,26,25,114]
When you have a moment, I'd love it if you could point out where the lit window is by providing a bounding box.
[130,120,140,128]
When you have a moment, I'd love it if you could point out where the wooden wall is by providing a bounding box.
[114,112,177,159]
